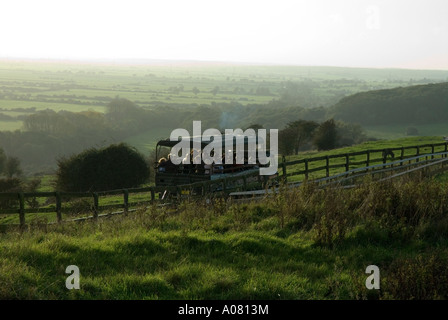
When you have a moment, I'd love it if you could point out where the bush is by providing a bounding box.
[56,143,150,192]
[383,252,448,299]
[313,119,338,151]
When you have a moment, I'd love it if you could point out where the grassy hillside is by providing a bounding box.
[1,175,448,300]
[1,136,448,300]
[283,136,447,181]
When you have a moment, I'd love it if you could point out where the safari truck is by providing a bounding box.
[154,133,278,198]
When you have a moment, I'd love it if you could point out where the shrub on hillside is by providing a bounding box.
[56,143,150,192]
[313,119,339,151]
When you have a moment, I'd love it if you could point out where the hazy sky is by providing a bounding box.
[1,0,447,69]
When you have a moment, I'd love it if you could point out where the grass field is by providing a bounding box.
[1,175,448,300]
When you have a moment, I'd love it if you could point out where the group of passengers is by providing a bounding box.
[157,150,258,175]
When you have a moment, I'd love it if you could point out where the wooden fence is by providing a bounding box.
[280,142,448,182]
[1,141,447,227]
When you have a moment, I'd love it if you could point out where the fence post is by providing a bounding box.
[282,156,287,183]
[416,146,420,162]
[326,156,330,177]
[92,193,99,220]
[445,143,447,158]
[400,147,404,166]
[242,175,247,191]
[123,189,129,214]
[55,192,62,223]
[345,154,349,172]
[150,187,155,204]
[366,151,370,168]
[431,144,435,159]
[18,193,25,230]
[304,159,309,180]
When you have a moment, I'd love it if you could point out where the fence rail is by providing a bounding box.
[1,141,447,227]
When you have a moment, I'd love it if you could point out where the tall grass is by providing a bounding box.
[0,175,447,299]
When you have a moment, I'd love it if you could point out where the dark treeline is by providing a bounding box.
[328,82,448,125]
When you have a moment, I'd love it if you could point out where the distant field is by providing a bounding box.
[0,121,22,131]
[1,59,448,153]
[0,99,105,113]
[1,59,446,115]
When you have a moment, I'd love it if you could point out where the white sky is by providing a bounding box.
[1,0,447,69]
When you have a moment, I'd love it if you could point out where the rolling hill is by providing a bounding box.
[328,82,448,126]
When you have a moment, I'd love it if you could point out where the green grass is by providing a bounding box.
[1,175,448,300]
[2,135,448,299]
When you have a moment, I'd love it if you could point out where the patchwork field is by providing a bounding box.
[1,59,447,140]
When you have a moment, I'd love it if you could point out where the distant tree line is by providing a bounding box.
[328,82,448,125]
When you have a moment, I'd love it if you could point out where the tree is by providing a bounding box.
[335,121,367,147]
[192,87,200,96]
[286,120,319,154]
[278,120,319,155]
[105,97,144,123]
[278,127,297,155]
[0,178,22,209]
[313,119,338,151]
[4,156,23,178]
[56,143,150,192]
